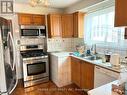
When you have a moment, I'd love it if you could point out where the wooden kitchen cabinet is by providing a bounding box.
[73,12,85,38]
[81,61,94,90]
[18,14,32,25]
[47,14,62,38]
[115,0,127,27]
[47,12,84,38]
[33,15,45,25]
[71,57,81,87]
[71,57,94,90]
[18,13,45,25]
[62,14,74,38]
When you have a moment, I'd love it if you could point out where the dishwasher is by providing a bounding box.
[94,66,120,88]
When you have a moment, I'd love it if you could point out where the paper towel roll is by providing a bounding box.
[110,54,120,66]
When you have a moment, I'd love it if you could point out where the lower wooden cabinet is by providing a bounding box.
[81,61,94,90]
[71,57,94,90]
[71,57,81,87]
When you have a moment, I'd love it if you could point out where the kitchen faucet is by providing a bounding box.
[91,44,97,55]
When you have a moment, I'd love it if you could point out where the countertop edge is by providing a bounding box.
[70,55,121,73]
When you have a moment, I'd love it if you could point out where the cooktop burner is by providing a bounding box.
[21,49,48,58]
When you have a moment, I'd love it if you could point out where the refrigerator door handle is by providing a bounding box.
[7,32,18,94]
[7,32,16,71]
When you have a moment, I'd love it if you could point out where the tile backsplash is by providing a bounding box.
[19,37,127,59]
[47,38,84,52]
[96,46,127,59]
[19,37,84,52]
[20,38,45,45]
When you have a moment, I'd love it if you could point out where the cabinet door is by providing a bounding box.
[47,14,62,38]
[73,12,84,38]
[71,57,81,87]
[18,14,32,25]
[115,0,127,26]
[33,15,45,25]
[62,14,73,38]
[81,61,94,90]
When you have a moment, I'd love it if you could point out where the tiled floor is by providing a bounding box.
[11,80,87,95]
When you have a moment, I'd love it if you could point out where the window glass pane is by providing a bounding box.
[85,6,125,46]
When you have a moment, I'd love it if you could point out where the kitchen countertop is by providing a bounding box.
[51,51,127,73]
[50,52,70,57]
[88,80,120,95]
[71,55,127,73]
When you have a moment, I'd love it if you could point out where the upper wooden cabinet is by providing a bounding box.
[33,15,45,25]
[62,14,74,38]
[47,14,74,38]
[115,0,127,27]
[18,14,32,25]
[73,12,85,38]
[47,14,62,38]
[47,12,84,38]
[18,13,45,25]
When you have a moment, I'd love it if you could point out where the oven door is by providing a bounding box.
[23,58,49,81]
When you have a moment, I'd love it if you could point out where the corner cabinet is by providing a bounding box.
[18,13,45,25]
[71,57,94,90]
[47,14,62,38]
[61,14,74,38]
[73,12,85,38]
[115,0,127,27]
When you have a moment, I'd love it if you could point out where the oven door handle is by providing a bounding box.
[24,61,47,65]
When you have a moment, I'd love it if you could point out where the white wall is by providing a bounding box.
[64,0,104,13]
[14,3,63,14]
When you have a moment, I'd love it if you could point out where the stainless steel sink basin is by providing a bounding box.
[84,56,102,60]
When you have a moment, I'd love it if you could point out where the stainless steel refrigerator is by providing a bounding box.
[0,17,18,95]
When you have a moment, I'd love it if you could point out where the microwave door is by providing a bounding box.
[21,29,39,37]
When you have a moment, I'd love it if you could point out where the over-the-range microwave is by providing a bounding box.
[20,25,46,38]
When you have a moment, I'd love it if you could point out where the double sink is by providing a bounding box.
[80,54,113,67]
[80,53,102,61]
[83,55,102,60]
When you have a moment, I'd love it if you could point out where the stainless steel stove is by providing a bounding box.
[20,45,49,87]
[21,49,48,60]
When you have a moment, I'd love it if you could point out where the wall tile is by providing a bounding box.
[47,38,84,52]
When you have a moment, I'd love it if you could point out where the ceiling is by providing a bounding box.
[15,0,82,8]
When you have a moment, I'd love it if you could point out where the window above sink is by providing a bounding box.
[84,6,125,47]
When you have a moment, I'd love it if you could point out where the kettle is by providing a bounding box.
[110,54,120,66]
